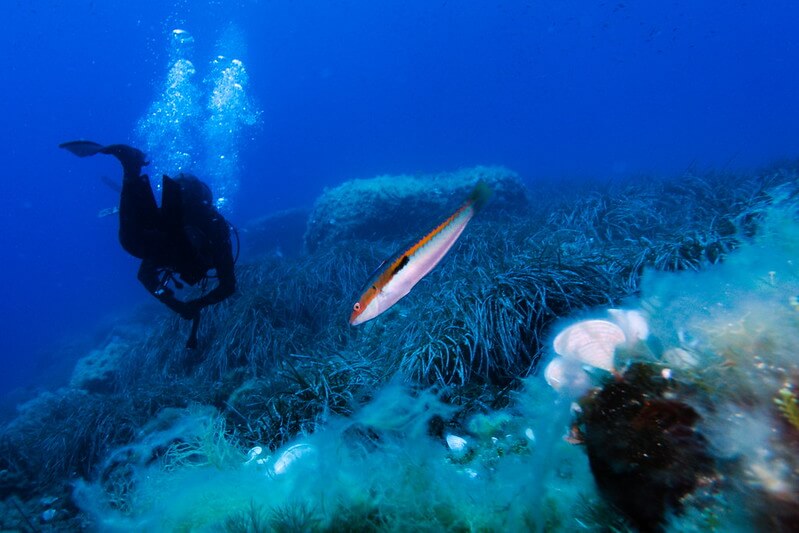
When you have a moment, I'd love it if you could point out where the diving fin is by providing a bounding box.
[60,141,149,174]
[59,140,105,157]
[97,144,148,169]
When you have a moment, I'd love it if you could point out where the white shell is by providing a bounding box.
[608,308,649,342]
[749,460,790,495]
[544,356,592,396]
[544,356,566,390]
[663,347,700,369]
[553,319,625,371]
[446,434,468,452]
[272,443,314,476]
[244,446,264,465]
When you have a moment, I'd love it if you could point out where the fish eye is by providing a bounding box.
[353,302,361,312]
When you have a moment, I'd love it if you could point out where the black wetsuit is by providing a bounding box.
[60,140,236,348]
[118,160,236,320]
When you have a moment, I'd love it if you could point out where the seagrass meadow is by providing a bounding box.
[2,164,799,532]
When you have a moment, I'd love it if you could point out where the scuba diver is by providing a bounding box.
[60,141,236,349]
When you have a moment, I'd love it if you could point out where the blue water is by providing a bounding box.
[1,0,798,395]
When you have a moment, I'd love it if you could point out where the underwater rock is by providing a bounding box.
[578,363,715,532]
[240,207,309,260]
[70,338,130,394]
[303,165,528,252]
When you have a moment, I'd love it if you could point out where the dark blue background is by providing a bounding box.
[2,0,798,395]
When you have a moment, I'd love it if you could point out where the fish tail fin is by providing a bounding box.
[469,180,493,213]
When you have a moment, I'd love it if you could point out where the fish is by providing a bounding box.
[350,181,492,325]
[97,206,120,218]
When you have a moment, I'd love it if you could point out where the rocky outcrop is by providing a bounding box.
[70,338,130,394]
[239,207,309,260]
[304,166,528,252]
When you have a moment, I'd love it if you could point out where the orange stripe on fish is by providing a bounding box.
[350,181,492,325]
